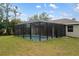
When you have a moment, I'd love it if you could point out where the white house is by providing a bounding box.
[14,18,79,41]
[51,18,79,37]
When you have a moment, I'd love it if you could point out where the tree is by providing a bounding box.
[10,18,22,25]
[0,3,5,22]
[0,3,21,35]
[39,12,51,21]
[0,3,6,34]
[0,3,11,34]
[0,21,7,35]
[72,18,76,20]
[10,18,22,34]
[10,6,18,20]
[29,14,39,21]
[5,3,10,34]
[0,9,3,22]
[28,12,51,21]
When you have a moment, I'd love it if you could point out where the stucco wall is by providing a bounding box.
[66,25,79,37]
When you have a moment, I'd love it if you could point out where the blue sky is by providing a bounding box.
[12,3,79,21]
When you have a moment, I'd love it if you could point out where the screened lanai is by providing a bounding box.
[14,20,66,41]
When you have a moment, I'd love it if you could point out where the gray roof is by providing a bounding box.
[49,18,79,25]
[17,18,79,25]
[26,20,47,23]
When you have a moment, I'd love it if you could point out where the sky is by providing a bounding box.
[12,3,79,21]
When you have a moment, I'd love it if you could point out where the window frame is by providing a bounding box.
[67,25,73,32]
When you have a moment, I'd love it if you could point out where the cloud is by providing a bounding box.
[50,12,73,20]
[49,14,54,18]
[60,12,72,18]
[74,4,79,12]
[19,13,28,21]
[36,5,41,8]
[76,4,79,9]
[16,13,21,16]
[21,13,26,16]
[49,4,58,9]
[61,12,68,17]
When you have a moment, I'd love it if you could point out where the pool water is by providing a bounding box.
[23,35,51,41]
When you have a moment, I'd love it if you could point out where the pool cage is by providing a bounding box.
[14,21,66,41]
[14,21,55,41]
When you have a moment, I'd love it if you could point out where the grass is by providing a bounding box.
[0,36,79,56]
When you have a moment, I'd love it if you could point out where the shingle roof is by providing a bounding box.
[18,18,79,25]
[49,18,79,25]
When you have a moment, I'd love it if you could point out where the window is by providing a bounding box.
[68,25,73,32]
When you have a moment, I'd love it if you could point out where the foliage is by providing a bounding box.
[10,18,22,25]
[29,12,51,21]
[0,3,22,35]
[39,12,51,21]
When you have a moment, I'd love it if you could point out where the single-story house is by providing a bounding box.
[14,18,79,41]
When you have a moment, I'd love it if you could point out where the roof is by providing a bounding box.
[17,18,79,25]
[26,20,47,23]
[49,18,79,25]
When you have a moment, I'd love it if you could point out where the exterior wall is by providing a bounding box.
[66,25,79,37]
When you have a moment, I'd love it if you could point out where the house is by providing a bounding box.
[51,18,79,37]
[14,18,79,41]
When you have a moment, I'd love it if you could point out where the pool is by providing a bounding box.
[22,35,51,41]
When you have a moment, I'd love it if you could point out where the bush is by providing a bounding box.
[0,29,6,35]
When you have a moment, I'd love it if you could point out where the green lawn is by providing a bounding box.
[0,36,79,56]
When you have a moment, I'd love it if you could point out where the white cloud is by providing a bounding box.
[16,13,21,16]
[76,4,79,9]
[74,4,79,12]
[49,4,58,9]
[36,5,41,8]
[20,13,28,21]
[49,12,72,20]
[60,12,72,19]
[61,12,68,17]
[49,14,54,18]
[21,13,26,16]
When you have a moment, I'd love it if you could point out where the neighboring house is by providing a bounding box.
[14,18,79,41]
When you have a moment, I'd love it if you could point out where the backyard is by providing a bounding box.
[0,36,79,56]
